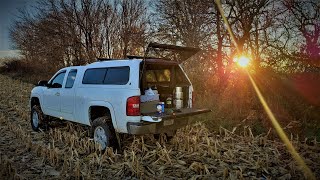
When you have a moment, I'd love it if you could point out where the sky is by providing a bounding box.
[0,0,37,58]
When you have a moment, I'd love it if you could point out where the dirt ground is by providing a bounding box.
[0,74,319,179]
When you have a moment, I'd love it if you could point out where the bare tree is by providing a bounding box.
[155,0,212,47]
[216,0,276,70]
[10,0,149,69]
[283,0,320,66]
[116,0,148,58]
[259,0,320,72]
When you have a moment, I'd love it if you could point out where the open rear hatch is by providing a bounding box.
[127,42,201,64]
[131,42,211,122]
[145,42,201,64]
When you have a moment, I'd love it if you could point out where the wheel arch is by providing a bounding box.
[87,101,118,130]
[30,95,41,110]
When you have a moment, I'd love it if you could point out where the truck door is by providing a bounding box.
[60,69,77,120]
[43,71,66,116]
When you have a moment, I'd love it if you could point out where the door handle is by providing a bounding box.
[55,92,60,96]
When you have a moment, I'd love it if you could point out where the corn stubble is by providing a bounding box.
[0,74,319,179]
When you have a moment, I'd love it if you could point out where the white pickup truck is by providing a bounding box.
[30,43,210,149]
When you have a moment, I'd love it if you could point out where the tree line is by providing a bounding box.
[10,0,320,76]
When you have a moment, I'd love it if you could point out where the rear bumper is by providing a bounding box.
[127,108,211,135]
[127,117,191,135]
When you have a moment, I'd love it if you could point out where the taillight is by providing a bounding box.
[126,96,140,116]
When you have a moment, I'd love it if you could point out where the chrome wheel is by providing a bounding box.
[94,126,108,150]
[32,111,39,128]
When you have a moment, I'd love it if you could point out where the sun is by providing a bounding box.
[234,55,251,67]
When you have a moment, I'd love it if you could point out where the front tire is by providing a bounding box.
[91,116,116,150]
[30,105,46,131]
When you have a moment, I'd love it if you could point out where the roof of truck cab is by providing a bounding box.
[86,59,142,68]
[67,66,82,69]
[58,66,82,72]
[85,58,179,68]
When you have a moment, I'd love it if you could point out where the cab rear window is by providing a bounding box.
[82,66,130,85]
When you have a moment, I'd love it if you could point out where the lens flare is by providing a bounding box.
[215,0,315,178]
[247,72,315,180]
[234,56,250,67]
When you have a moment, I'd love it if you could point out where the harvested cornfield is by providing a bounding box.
[0,74,319,179]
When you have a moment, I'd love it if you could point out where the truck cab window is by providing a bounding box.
[104,67,130,85]
[65,69,77,88]
[82,66,129,85]
[82,68,107,84]
[50,72,66,88]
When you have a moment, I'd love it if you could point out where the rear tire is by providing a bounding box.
[30,105,47,131]
[90,116,116,150]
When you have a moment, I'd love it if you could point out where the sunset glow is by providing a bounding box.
[234,55,251,67]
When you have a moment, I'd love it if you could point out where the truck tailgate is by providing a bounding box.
[128,108,211,134]
[141,108,211,120]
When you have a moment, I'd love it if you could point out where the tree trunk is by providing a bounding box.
[215,3,225,88]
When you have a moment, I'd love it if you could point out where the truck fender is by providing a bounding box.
[30,94,42,109]
[86,101,118,130]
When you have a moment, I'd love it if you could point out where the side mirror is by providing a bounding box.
[36,80,48,87]
[51,83,62,88]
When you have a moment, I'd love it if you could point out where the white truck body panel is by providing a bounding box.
[31,60,143,133]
